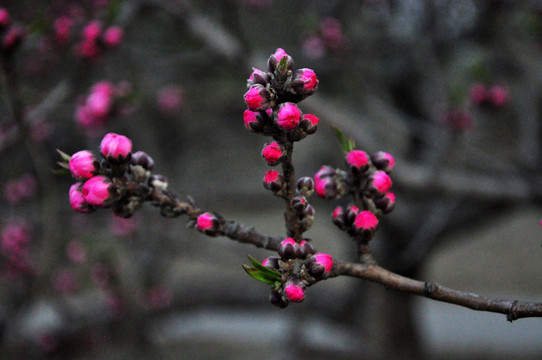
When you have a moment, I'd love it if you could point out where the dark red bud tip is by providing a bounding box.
[278,237,298,260]
[299,114,319,135]
[297,240,315,259]
[262,256,281,270]
[371,151,395,173]
[291,195,308,215]
[332,206,346,229]
[263,170,285,194]
[296,176,314,197]
[247,67,270,87]
[269,289,289,308]
[374,192,395,214]
[131,151,154,171]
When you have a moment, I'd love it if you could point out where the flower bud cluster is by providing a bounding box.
[76,20,124,61]
[265,237,333,308]
[243,48,320,140]
[245,49,321,201]
[323,149,396,241]
[67,132,167,218]
[75,81,132,133]
[0,8,25,56]
[469,83,509,108]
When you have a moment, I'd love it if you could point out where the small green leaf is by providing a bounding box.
[333,125,355,153]
[242,265,277,285]
[247,255,282,281]
[56,149,72,162]
[51,167,72,177]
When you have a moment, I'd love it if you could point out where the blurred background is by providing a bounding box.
[1,0,542,359]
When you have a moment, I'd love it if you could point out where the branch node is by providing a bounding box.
[423,282,436,297]
[507,300,519,322]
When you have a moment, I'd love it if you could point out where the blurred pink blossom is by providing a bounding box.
[110,214,140,238]
[157,84,183,116]
[51,268,79,293]
[66,240,87,264]
[4,173,38,204]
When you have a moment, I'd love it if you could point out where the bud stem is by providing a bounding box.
[279,139,303,241]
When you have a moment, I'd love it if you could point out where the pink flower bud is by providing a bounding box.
[131,151,154,171]
[81,175,113,206]
[291,195,308,215]
[374,192,395,214]
[262,256,280,270]
[345,204,360,225]
[243,109,270,132]
[307,252,333,278]
[103,26,124,48]
[69,150,97,179]
[100,132,132,160]
[82,20,102,41]
[69,182,93,212]
[278,237,298,260]
[354,210,378,234]
[269,289,289,308]
[292,68,319,99]
[263,169,285,193]
[332,206,346,229]
[469,83,488,105]
[283,279,305,302]
[314,165,336,182]
[262,141,285,166]
[489,85,508,107]
[346,150,369,172]
[371,151,395,173]
[267,48,294,74]
[297,239,315,259]
[299,68,318,90]
[53,16,73,46]
[299,113,319,134]
[314,176,337,199]
[296,176,314,196]
[276,102,302,131]
[244,84,271,111]
[0,8,11,29]
[247,67,269,86]
[2,26,25,53]
[367,170,392,195]
[196,212,221,236]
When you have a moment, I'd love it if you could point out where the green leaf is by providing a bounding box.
[242,265,277,285]
[247,255,282,281]
[56,149,72,163]
[333,125,355,153]
[51,167,71,177]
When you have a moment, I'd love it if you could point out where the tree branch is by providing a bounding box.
[332,259,542,321]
